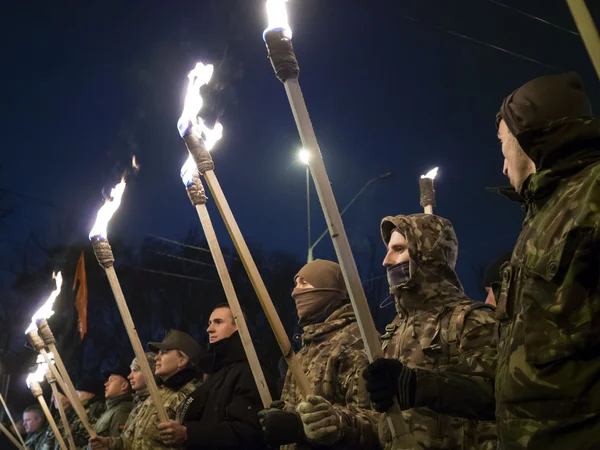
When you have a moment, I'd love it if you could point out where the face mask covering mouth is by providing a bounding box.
[387,261,410,287]
[292,288,346,327]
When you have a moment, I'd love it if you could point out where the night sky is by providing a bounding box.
[2,0,599,300]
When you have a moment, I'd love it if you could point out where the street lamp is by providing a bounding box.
[307,171,392,262]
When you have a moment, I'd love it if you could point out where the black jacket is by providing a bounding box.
[181,331,264,449]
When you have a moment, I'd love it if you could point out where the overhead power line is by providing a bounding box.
[403,14,559,71]
[485,0,580,36]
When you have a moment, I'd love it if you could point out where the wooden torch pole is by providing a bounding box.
[567,0,600,80]
[0,423,24,450]
[183,133,312,397]
[0,392,27,449]
[46,369,76,450]
[263,20,413,446]
[90,237,169,423]
[29,382,67,450]
[27,331,95,438]
[184,171,273,406]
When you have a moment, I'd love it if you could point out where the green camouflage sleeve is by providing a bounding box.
[414,307,497,420]
[333,342,381,449]
[106,436,125,450]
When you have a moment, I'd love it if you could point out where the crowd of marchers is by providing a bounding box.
[9,71,600,450]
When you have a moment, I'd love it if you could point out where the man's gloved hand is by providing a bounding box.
[88,435,108,450]
[297,395,342,446]
[259,400,305,446]
[363,358,417,412]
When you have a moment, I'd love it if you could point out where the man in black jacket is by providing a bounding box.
[157,304,264,449]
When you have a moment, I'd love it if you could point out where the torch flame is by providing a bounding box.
[26,362,48,388]
[421,167,439,180]
[37,352,54,364]
[263,0,292,40]
[177,62,214,138]
[88,179,127,240]
[132,155,140,171]
[25,272,63,334]
[180,155,198,187]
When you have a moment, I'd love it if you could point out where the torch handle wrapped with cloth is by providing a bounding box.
[91,237,169,423]
[177,62,312,397]
[29,381,67,450]
[263,6,414,446]
[185,172,273,406]
[29,328,96,438]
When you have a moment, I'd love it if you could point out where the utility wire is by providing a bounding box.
[485,0,579,36]
[403,14,559,71]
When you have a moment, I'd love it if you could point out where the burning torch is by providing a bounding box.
[181,158,272,407]
[25,273,96,439]
[89,178,169,423]
[262,1,413,444]
[26,364,67,450]
[177,62,311,397]
[0,391,27,449]
[420,167,438,215]
[45,365,76,450]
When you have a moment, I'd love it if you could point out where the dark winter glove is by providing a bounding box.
[259,401,305,446]
[363,358,416,412]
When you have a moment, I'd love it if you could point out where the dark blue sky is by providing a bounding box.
[1,0,599,299]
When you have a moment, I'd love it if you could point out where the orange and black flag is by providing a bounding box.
[73,251,88,340]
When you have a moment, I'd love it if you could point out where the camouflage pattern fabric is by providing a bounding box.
[280,303,380,450]
[94,393,133,437]
[26,423,49,450]
[495,117,600,449]
[378,214,497,450]
[105,378,199,449]
[43,397,105,449]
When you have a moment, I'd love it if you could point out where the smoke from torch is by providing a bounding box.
[25,272,63,334]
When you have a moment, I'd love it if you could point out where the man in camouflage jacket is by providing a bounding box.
[363,214,497,449]
[495,72,600,449]
[260,259,379,449]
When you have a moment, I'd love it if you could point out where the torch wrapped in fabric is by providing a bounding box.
[88,178,169,423]
[26,364,67,450]
[45,367,76,450]
[181,158,272,407]
[177,62,311,397]
[262,0,413,445]
[419,167,438,215]
[25,273,96,439]
[0,391,27,449]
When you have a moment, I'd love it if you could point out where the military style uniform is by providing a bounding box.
[495,72,600,449]
[105,369,199,449]
[94,393,133,437]
[377,214,497,450]
[281,303,379,450]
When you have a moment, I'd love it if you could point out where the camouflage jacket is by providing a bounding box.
[40,408,76,450]
[280,303,380,450]
[94,393,133,437]
[42,397,105,450]
[379,214,497,450]
[496,117,600,449]
[106,369,199,450]
[26,424,49,450]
